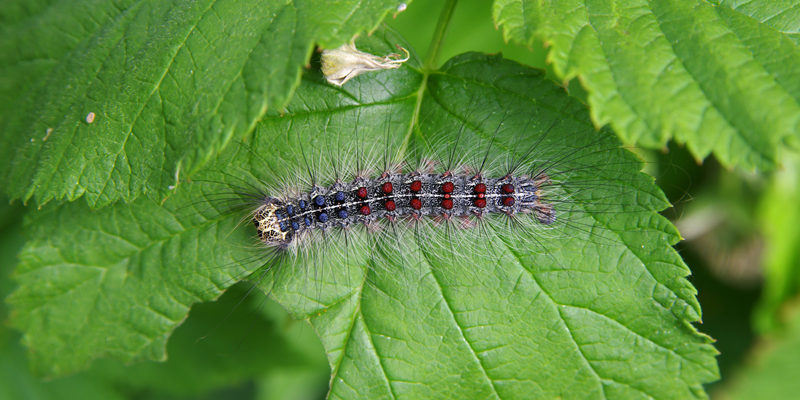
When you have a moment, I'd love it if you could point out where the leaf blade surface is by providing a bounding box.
[8,29,719,398]
[492,0,800,169]
[0,0,403,208]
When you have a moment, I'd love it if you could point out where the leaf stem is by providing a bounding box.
[400,0,459,158]
[423,0,459,70]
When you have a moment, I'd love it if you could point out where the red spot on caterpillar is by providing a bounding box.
[474,183,486,193]
[474,199,487,208]
[441,199,453,210]
[360,205,371,215]
[357,187,368,199]
[384,200,396,211]
[382,182,393,194]
[442,182,454,193]
[502,197,515,206]
[477,193,485,199]
[443,193,451,199]
[410,180,422,192]
[501,184,514,194]
[410,198,422,210]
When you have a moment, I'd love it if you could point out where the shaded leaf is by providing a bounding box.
[0,338,125,400]
[0,0,404,208]
[86,285,329,398]
[0,200,124,400]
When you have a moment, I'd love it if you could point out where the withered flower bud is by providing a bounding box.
[321,43,409,86]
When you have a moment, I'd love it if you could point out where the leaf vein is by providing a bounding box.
[426,262,502,399]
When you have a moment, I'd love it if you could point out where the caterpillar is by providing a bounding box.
[190,102,665,323]
[252,134,557,251]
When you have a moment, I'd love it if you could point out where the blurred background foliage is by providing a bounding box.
[2,0,798,398]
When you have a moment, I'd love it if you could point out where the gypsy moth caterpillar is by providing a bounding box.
[169,49,711,399]
[187,104,667,323]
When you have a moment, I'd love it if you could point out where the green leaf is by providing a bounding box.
[256,368,330,400]
[0,200,26,308]
[1,200,327,398]
[0,199,125,400]
[2,277,327,399]
[0,0,404,209]
[492,0,800,170]
[7,195,245,375]
[0,339,125,400]
[8,29,718,398]
[85,286,329,398]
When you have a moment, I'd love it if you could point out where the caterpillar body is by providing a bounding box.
[254,164,555,250]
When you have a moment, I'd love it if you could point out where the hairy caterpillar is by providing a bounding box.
[168,47,716,400]
[252,129,557,251]
[191,103,664,323]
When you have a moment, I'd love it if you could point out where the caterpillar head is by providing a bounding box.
[253,200,293,249]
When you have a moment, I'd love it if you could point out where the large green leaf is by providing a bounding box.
[84,286,329,398]
[0,0,404,208]
[7,30,718,398]
[2,276,327,399]
[0,200,327,399]
[493,0,800,170]
[0,199,124,400]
